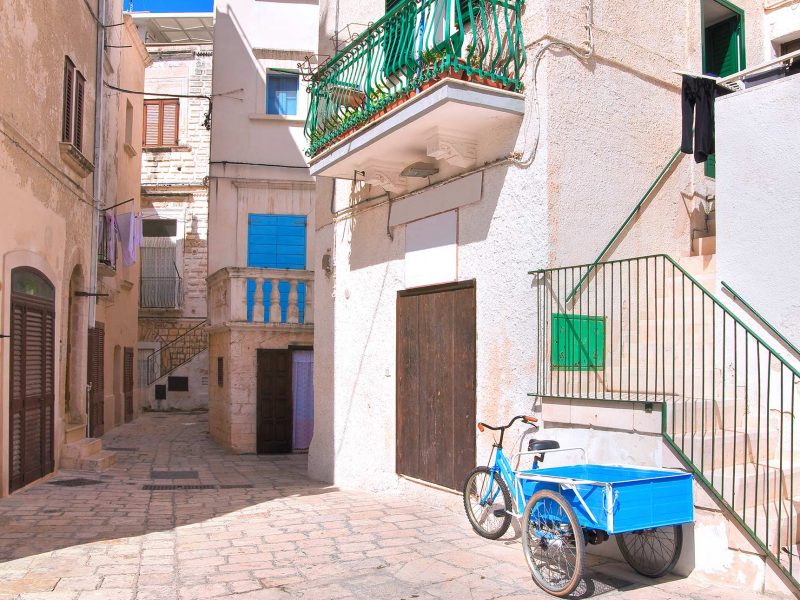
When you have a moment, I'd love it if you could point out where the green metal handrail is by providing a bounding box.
[532,253,800,592]
[562,148,684,303]
[721,280,800,359]
[304,0,526,157]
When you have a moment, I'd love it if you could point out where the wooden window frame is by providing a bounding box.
[62,57,86,152]
[142,98,180,147]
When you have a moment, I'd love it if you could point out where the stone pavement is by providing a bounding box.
[0,413,779,599]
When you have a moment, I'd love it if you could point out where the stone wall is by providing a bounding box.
[137,46,211,410]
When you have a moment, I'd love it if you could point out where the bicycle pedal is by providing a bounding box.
[493,509,508,517]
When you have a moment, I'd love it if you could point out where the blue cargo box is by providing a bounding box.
[517,464,694,534]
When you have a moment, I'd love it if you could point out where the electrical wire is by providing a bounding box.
[103,82,211,101]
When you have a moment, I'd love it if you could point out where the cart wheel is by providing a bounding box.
[522,489,585,597]
[616,525,683,578]
[462,467,512,540]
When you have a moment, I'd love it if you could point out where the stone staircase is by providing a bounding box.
[60,437,116,473]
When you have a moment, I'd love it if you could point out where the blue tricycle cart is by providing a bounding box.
[463,415,694,597]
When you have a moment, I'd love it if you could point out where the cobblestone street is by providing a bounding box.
[0,413,777,599]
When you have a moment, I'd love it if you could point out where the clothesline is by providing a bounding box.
[672,69,718,81]
[100,197,134,212]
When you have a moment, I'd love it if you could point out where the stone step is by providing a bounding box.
[61,437,102,460]
[64,422,86,445]
[77,450,116,473]
[695,462,800,511]
[726,499,800,555]
[669,428,781,470]
[677,254,716,277]
[691,235,716,257]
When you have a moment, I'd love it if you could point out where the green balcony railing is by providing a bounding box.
[304,0,526,157]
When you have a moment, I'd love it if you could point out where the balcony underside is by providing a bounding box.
[309,79,525,186]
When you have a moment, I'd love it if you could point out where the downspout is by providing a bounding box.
[89,0,106,328]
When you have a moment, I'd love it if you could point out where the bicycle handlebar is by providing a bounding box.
[477,415,537,433]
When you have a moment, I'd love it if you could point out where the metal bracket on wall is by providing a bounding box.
[74,291,110,297]
[0,334,10,339]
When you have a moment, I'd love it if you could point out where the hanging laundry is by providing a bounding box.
[116,212,138,267]
[104,212,116,266]
[680,75,732,164]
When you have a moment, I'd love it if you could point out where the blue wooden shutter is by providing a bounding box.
[246,215,307,323]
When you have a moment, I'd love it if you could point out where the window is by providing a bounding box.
[140,218,181,308]
[62,57,86,152]
[217,357,224,386]
[143,99,179,147]
[124,100,134,147]
[167,376,189,392]
[266,73,299,116]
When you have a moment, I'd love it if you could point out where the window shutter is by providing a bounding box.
[62,59,74,143]
[143,102,160,146]
[74,73,86,151]
[162,101,179,146]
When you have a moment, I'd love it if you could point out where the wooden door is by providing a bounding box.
[396,281,476,490]
[123,347,134,423]
[9,269,55,493]
[87,324,105,437]
[256,349,293,453]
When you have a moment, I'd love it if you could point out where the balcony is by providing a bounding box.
[97,216,116,278]
[305,0,526,184]
[207,267,313,329]
[140,276,183,309]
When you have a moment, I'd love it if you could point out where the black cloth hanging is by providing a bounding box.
[681,75,717,163]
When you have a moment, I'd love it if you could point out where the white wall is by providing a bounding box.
[716,74,800,351]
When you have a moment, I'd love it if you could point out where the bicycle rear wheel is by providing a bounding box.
[522,489,585,597]
[462,467,512,540]
[616,525,683,578]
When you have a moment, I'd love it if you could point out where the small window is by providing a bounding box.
[125,100,134,147]
[143,99,179,147]
[142,219,178,238]
[154,384,167,400]
[217,357,224,386]
[62,57,86,152]
[266,73,299,116]
[551,313,606,371]
[167,376,189,392]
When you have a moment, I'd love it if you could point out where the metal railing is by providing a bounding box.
[533,254,800,590]
[304,0,526,157]
[140,276,182,309]
[145,320,208,386]
[97,216,115,269]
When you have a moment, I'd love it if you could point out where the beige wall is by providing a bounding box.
[95,12,150,432]
[0,0,98,496]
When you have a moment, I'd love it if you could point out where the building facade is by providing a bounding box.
[132,12,213,411]
[305,0,800,594]
[207,0,319,454]
[0,0,148,495]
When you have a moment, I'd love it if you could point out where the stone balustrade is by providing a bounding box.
[207,266,314,327]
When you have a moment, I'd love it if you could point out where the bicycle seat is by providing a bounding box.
[528,439,560,452]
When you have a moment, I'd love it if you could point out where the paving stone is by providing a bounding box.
[0,413,776,600]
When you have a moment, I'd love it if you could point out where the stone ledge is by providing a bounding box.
[59,142,94,178]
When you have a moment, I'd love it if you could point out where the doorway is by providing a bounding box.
[87,324,105,438]
[9,268,56,492]
[256,349,293,453]
[396,280,477,491]
[702,0,745,177]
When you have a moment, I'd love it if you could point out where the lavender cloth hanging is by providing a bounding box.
[292,351,314,450]
[116,212,137,267]
[104,213,116,266]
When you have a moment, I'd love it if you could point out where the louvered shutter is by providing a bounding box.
[143,102,160,146]
[62,58,74,143]
[74,73,85,151]
[9,303,25,490]
[162,100,179,146]
[124,347,134,423]
[43,310,55,473]
[87,326,105,437]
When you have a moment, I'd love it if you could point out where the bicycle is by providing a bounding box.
[462,415,692,597]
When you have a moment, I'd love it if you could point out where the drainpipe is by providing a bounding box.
[89,0,106,328]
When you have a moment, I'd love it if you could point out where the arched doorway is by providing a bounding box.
[9,267,56,492]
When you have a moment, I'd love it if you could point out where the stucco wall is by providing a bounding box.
[716,74,800,350]
[0,0,101,496]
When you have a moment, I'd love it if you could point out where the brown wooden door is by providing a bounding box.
[396,281,476,490]
[9,270,55,493]
[256,349,293,453]
[87,324,105,437]
[123,347,134,423]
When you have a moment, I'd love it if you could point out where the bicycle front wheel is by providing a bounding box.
[616,525,683,578]
[522,489,585,597]
[462,467,512,540]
